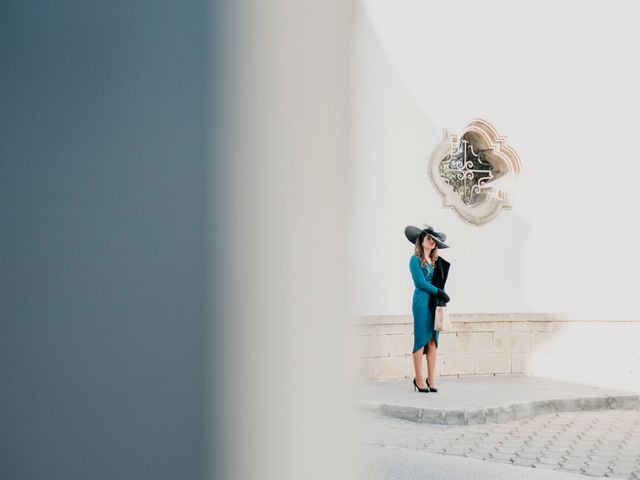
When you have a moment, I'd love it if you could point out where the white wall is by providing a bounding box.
[348,0,640,320]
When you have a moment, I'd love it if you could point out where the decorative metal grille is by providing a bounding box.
[439,139,495,206]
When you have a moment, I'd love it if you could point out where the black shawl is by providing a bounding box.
[428,255,451,321]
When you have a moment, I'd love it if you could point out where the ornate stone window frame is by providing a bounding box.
[428,118,521,226]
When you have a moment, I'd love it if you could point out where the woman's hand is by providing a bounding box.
[436,288,450,303]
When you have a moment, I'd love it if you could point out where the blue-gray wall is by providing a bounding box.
[1,1,214,478]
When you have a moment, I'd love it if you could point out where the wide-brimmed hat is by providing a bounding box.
[404,224,449,249]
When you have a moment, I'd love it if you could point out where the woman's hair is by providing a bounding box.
[414,233,439,268]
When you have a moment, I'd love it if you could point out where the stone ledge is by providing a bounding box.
[354,375,640,425]
[357,395,640,426]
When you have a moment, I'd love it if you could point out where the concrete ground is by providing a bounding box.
[355,444,610,480]
[353,375,640,479]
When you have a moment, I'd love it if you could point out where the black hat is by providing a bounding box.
[404,224,449,249]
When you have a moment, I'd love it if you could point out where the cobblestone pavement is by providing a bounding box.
[356,409,640,479]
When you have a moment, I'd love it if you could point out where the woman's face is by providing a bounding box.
[422,234,435,251]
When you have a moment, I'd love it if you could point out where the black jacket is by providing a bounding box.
[428,256,451,320]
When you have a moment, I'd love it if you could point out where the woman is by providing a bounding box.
[404,224,451,393]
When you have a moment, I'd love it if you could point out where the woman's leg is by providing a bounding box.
[426,337,437,387]
[412,348,428,388]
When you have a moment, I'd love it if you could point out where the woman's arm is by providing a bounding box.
[409,256,439,295]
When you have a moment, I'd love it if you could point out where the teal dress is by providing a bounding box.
[409,254,440,353]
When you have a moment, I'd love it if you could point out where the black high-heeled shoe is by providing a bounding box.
[425,377,438,393]
[413,378,430,393]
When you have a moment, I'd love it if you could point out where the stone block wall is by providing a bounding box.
[350,314,640,391]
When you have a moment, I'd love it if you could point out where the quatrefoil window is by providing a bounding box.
[428,119,521,225]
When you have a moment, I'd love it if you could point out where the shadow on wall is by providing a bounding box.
[349,0,444,318]
[350,2,534,317]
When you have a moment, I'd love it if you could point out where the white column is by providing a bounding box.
[211,2,356,479]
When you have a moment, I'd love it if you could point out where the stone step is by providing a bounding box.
[354,375,640,425]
